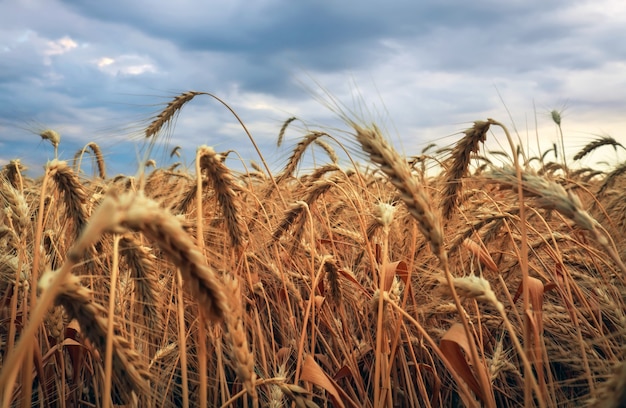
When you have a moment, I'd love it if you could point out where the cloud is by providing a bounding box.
[1,0,625,176]
[43,36,77,60]
[94,54,157,76]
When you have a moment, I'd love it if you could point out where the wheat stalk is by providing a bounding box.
[0,178,29,239]
[323,257,342,303]
[197,145,246,249]
[170,145,182,158]
[302,164,340,183]
[276,131,329,185]
[598,161,626,196]
[38,269,150,404]
[485,167,599,233]
[442,275,545,405]
[353,123,498,406]
[277,116,297,147]
[588,351,626,407]
[73,142,106,178]
[145,91,202,139]
[40,129,60,158]
[119,234,163,334]
[2,159,27,190]
[314,139,339,164]
[442,120,490,219]
[222,275,258,403]
[47,159,90,240]
[573,136,624,161]
[485,166,626,277]
[353,124,444,259]
[272,178,334,244]
[68,191,229,322]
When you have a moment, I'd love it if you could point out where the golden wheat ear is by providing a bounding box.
[442,120,490,219]
[145,91,202,139]
[574,136,624,161]
[222,275,257,401]
[2,159,27,190]
[119,235,163,334]
[197,145,247,249]
[47,160,90,240]
[73,142,106,179]
[353,124,444,259]
[63,191,229,322]
[39,129,61,158]
[277,116,298,147]
[39,269,150,404]
[276,131,329,185]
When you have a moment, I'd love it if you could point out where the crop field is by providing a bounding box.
[1,92,626,407]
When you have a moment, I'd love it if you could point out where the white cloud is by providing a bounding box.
[43,35,77,64]
[94,54,157,76]
[96,57,114,67]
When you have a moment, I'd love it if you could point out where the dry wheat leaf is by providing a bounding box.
[41,338,82,364]
[528,277,545,334]
[337,268,371,298]
[382,260,407,291]
[333,365,354,382]
[301,355,346,408]
[527,278,547,388]
[462,239,498,273]
[316,278,325,296]
[440,323,485,403]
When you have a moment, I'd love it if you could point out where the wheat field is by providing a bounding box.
[1,92,626,407]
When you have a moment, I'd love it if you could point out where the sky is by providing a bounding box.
[1,0,626,177]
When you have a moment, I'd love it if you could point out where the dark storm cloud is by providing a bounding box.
[6,0,608,99]
[56,0,574,76]
[1,0,625,175]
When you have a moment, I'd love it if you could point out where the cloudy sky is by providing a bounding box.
[1,0,626,177]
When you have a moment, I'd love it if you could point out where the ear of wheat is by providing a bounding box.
[39,269,150,404]
[442,120,490,219]
[277,116,297,147]
[353,124,444,259]
[145,91,203,139]
[574,136,624,161]
[197,145,246,249]
[68,191,229,322]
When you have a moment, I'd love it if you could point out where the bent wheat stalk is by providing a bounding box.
[443,275,544,406]
[277,116,297,147]
[76,191,230,321]
[145,91,202,139]
[145,90,286,206]
[573,136,624,161]
[352,123,495,407]
[40,129,60,158]
[39,269,150,403]
[275,131,330,186]
[353,124,444,259]
[73,142,106,178]
[0,190,230,404]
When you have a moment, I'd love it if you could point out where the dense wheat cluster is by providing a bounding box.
[2,92,626,407]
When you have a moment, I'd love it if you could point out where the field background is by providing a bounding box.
[1,92,626,407]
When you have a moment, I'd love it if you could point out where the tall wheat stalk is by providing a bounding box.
[352,123,495,407]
